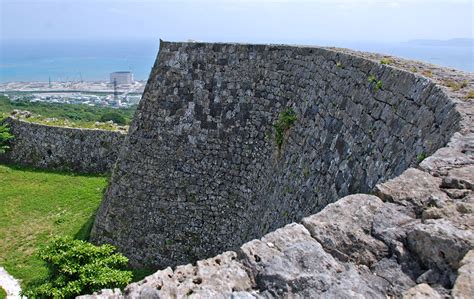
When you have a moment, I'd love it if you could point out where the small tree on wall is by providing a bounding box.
[0,124,14,154]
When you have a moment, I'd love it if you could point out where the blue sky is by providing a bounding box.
[1,0,472,43]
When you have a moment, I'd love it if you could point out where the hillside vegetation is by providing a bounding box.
[0,96,137,128]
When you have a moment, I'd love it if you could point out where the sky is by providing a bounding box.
[1,0,473,44]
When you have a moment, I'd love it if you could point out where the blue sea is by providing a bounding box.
[0,39,472,83]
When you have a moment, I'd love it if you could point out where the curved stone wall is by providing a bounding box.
[1,117,126,173]
[91,41,461,268]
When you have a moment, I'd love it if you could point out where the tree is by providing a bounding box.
[22,237,132,298]
[100,112,127,125]
[0,124,14,154]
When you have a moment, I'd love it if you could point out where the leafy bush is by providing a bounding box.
[100,112,127,125]
[0,123,14,154]
[274,108,297,149]
[22,237,132,299]
[0,286,6,299]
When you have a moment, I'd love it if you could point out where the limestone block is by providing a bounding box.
[301,194,389,266]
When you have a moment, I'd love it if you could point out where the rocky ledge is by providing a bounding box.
[78,47,473,298]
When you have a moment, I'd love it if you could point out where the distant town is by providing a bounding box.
[0,71,145,108]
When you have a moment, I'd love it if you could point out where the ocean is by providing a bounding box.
[0,39,472,83]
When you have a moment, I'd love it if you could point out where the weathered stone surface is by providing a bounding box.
[372,202,418,252]
[402,283,442,299]
[301,194,388,266]
[420,133,474,177]
[372,258,417,297]
[374,168,450,215]
[124,251,252,298]
[407,219,474,273]
[1,117,125,173]
[199,223,389,298]
[91,41,461,268]
[452,250,474,299]
[76,288,122,299]
[239,223,345,297]
[442,165,474,190]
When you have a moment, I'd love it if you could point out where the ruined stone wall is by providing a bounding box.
[91,41,461,268]
[1,117,126,173]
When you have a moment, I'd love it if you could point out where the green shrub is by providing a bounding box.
[0,123,14,154]
[380,57,393,65]
[22,237,132,299]
[443,79,468,92]
[274,108,297,149]
[417,152,427,163]
[0,286,6,299]
[100,112,127,125]
[375,80,383,90]
[368,75,383,91]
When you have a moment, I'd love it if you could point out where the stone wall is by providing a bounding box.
[1,117,126,173]
[91,41,462,268]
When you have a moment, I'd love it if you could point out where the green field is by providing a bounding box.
[0,164,108,287]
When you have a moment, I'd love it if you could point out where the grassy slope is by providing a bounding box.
[0,164,107,287]
[0,95,136,126]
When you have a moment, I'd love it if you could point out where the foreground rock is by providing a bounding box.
[79,183,473,298]
[452,250,474,298]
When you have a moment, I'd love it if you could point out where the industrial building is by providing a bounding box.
[110,71,134,85]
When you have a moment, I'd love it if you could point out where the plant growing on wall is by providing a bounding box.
[0,123,14,154]
[274,108,297,149]
[368,75,383,91]
[417,152,427,163]
[22,237,132,298]
[380,57,393,65]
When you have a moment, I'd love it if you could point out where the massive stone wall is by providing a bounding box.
[1,117,126,173]
[91,41,461,268]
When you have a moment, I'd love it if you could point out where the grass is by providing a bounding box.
[0,164,108,288]
[20,115,128,131]
[443,79,468,92]
[421,70,433,78]
[380,57,394,65]
[466,90,474,99]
